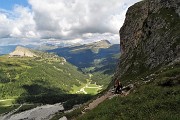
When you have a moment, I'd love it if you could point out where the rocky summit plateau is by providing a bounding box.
[9,46,37,57]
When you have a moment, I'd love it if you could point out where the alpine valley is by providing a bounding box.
[0,40,120,119]
[0,0,179,120]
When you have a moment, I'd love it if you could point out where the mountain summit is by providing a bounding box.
[70,40,111,53]
[88,40,111,48]
[9,46,37,57]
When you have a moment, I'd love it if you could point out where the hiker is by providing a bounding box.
[114,79,123,94]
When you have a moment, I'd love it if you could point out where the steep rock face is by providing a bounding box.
[9,46,37,57]
[88,40,111,49]
[115,0,180,79]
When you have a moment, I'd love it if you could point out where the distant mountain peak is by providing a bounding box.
[88,40,111,46]
[67,40,112,53]
[9,46,37,57]
[95,40,111,44]
[85,40,111,53]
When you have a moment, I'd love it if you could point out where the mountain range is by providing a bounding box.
[48,40,120,73]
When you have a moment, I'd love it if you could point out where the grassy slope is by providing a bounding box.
[0,55,88,99]
[0,99,19,114]
[0,105,20,115]
[74,62,180,120]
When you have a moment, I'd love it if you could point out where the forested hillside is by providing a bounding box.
[0,52,88,99]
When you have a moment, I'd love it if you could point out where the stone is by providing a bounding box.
[115,0,180,79]
[9,46,37,57]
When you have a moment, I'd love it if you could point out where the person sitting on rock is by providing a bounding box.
[114,79,123,94]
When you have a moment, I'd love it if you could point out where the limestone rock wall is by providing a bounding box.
[115,0,180,79]
[9,46,37,57]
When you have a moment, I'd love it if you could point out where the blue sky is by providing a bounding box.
[0,0,141,46]
[0,0,29,10]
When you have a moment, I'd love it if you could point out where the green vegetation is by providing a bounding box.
[91,72,112,89]
[0,99,18,115]
[78,84,180,120]
[0,48,115,115]
[65,62,180,120]
[0,105,20,115]
[0,55,88,99]
[48,43,120,96]
[71,79,103,95]
[0,54,93,114]
[84,88,97,94]
[0,99,15,107]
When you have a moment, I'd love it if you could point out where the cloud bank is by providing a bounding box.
[0,0,141,46]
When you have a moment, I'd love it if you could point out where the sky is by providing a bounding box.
[0,0,141,46]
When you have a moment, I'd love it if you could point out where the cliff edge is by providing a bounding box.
[115,0,180,80]
[9,46,37,57]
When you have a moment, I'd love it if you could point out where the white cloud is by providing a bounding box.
[82,32,119,44]
[0,0,141,45]
[0,6,38,39]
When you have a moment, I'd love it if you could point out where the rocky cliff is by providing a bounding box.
[9,46,37,57]
[115,0,180,80]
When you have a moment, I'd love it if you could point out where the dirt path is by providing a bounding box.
[82,91,114,113]
[82,84,134,113]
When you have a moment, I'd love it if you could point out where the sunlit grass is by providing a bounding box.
[84,88,98,95]
[0,99,15,107]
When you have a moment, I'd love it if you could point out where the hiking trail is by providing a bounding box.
[81,84,134,113]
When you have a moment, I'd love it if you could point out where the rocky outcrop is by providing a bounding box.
[87,40,111,53]
[88,40,111,49]
[115,0,180,79]
[1,103,64,120]
[9,46,37,57]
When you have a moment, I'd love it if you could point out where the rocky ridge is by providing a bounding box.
[71,40,111,53]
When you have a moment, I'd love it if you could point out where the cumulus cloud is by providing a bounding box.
[0,0,141,45]
[0,6,37,39]
[29,0,140,39]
